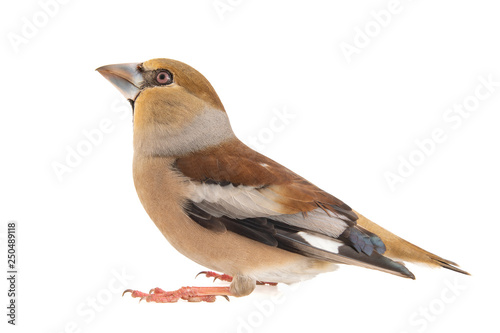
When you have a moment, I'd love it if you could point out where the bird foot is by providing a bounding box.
[196,271,278,286]
[123,286,231,303]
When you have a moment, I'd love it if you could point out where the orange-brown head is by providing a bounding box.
[97,59,234,157]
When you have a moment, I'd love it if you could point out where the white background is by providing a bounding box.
[1,0,499,332]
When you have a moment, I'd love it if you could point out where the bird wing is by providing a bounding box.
[174,139,415,279]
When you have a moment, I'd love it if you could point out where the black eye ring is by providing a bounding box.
[156,71,172,85]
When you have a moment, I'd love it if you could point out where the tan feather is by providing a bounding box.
[354,211,469,275]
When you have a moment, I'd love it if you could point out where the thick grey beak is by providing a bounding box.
[96,63,143,101]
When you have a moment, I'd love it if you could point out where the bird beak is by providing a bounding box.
[96,63,144,101]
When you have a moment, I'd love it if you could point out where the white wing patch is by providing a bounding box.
[272,210,348,237]
[297,232,342,254]
[187,182,349,237]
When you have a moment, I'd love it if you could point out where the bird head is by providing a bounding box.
[97,58,234,156]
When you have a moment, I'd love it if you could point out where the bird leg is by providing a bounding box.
[123,286,231,303]
[196,271,278,286]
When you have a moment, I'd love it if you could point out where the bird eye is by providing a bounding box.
[156,71,172,85]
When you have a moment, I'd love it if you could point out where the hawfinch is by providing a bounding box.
[97,58,468,303]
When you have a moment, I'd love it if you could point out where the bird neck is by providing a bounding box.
[133,108,235,157]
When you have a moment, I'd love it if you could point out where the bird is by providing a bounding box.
[96,58,469,303]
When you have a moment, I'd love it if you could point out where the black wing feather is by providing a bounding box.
[185,200,415,279]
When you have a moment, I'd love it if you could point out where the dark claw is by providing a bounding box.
[195,271,209,279]
[256,281,277,286]
[122,289,133,297]
[149,288,155,294]
[220,295,230,302]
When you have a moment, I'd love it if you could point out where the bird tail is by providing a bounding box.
[353,211,470,275]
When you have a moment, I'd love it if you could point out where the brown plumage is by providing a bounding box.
[175,138,352,216]
[97,58,469,303]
